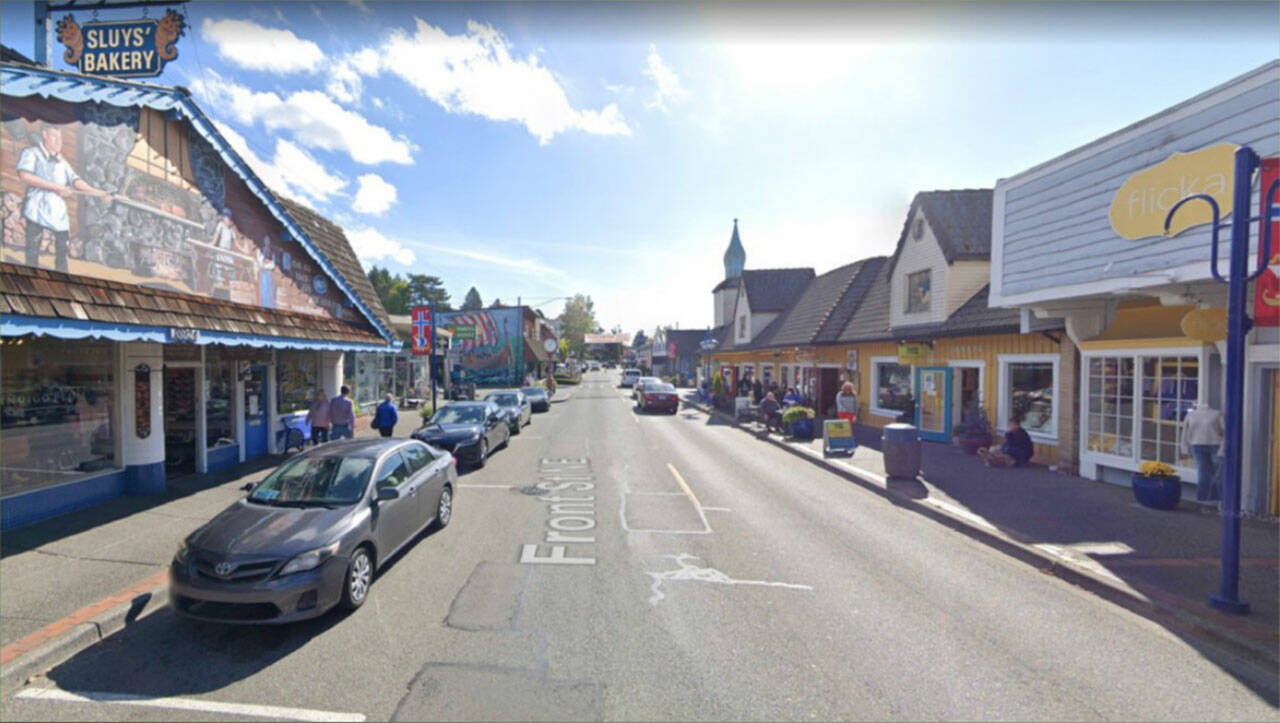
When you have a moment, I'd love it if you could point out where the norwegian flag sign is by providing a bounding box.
[411,306,433,356]
[1255,157,1279,327]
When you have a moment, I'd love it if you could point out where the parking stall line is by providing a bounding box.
[15,687,366,722]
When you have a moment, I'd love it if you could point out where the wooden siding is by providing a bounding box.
[945,260,990,317]
[889,209,948,327]
[996,67,1280,300]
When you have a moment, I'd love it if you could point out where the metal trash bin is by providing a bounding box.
[882,423,921,479]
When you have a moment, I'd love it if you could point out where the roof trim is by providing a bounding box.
[0,62,396,345]
[1,314,398,351]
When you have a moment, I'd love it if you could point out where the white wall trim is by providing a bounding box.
[948,359,986,424]
[991,182,1007,302]
[997,353,1060,445]
[869,355,907,418]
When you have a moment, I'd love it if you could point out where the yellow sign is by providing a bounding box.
[897,344,928,364]
[1110,143,1236,240]
[1180,307,1228,342]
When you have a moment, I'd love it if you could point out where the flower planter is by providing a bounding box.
[1131,474,1182,510]
[789,418,815,439]
[956,435,992,456]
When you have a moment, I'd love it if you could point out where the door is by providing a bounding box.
[402,443,441,523]
[914,366,953,443]
[163,367,197,478]
[818,368,841,418]
[372,451,418,551]
[243,364,268,459]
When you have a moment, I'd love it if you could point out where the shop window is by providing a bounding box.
[1140,355,1197,468]
[205,349,236,449]
[277,351,319,414]
[906,269,931,314]
[1086,356,1135,457]
[353,353,396,408]
[872,360,912,416]
[2,338,117,497]
[999,356,1057,441]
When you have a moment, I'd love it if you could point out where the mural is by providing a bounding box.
[438,308,522,386]
[0,95,351,321]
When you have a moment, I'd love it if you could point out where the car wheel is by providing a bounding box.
[340,546,374,612]
[670,407,679,415]
[499,429,510,450]
[511,421,521,435]
[475,438,489,468]
[431,485,452,531]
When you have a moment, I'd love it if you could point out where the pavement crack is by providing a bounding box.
[645,553,814,605]
[30,548,157,567]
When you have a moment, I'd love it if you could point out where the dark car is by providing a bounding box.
[521,386,551,412]
[412,401,509,468]
[637,382,680,414]
[169,438,456,624]
[484,390,532,434]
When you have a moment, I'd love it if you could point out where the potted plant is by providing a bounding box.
[782,405,816,439]
[952,405,993,455]
[1131,461,1182,510]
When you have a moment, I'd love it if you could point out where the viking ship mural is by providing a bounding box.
[437,308,522,386]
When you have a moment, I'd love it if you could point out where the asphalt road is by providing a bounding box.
[3,371,1275,721]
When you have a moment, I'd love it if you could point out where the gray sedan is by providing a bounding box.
[170,438,456,624]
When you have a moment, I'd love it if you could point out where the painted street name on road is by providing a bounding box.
[520,457,597,566]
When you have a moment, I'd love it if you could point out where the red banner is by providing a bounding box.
[1256,158,1280,327]
[667,341,677,359]
[411,306,433,355]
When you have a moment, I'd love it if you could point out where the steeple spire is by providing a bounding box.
[723,218,745,280]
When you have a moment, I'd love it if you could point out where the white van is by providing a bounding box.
[620,368,641,387]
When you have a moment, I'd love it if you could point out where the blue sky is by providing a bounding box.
[3,1,1277,335]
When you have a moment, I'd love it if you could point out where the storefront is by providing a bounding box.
[0,62,398,529]
[991,60,1279,513]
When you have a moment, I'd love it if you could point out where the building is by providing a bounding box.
[991,60,1279,512]
[0,60,398,529]
[664,328,711,385]
[584,332,629,364]
[437,305,555,387]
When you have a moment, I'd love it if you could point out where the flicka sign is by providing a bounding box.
[1109,142,1237,240]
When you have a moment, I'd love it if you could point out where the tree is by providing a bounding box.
[632,330,648,348]
[406,274,451,310]
[366,265,410,314]
[610,324,622,335]
[461,287,483,311]
[555,293,598,359]
[491,298,504,308]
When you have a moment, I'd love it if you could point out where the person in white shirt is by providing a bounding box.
[16,121,111,273]
[1181,403,1224,502]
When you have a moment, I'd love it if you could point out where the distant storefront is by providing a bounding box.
[0,62,397,529]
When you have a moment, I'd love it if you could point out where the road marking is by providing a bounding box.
[666,463,702,509]
[701,506,732,512]
[15,687,366,722]
[645,553,813,605]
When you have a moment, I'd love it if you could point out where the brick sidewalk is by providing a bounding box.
[686,393,1279,674]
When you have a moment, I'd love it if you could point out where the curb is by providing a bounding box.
[0,575,169,693]
[683,397,1279,680]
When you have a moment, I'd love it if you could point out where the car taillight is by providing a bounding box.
[645,394,657,401]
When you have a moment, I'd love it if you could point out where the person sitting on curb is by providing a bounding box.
[758,391,782,432]
[978,416,1034,468]
[372,393,399,438]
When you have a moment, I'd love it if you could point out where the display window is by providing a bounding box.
[999,354,1059,442]
[1,337,117,497]
[1084,351,1200,473]
[277,350,319,413]
[872,357,912,416]
[204,347,236,449]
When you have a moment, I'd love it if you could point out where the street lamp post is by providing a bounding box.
[699,331,718,402]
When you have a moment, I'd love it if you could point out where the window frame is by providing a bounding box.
[870,355,912,419]
[905,268,932,314]
[997,353,1060,445]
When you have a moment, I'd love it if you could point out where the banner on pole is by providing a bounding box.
[411,306,433,355]
[1255,157,1279,327]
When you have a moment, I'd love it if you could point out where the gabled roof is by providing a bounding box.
[885,189,993,279]
[886,285,1026,340]
[0,61,396,346]
[768,259,880,348]
[836,261,892,343]
[665,328,711,350]
[1,45,35,64]
[740,268,815,313]
[815,257,886,343]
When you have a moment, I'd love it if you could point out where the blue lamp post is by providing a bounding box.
[699,331,718,402]
[1165,145,1278,615]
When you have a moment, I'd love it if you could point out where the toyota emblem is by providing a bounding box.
[214,561,235,577]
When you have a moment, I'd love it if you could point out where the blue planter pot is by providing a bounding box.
[1131,474,1182,510]
[790,418,815,439]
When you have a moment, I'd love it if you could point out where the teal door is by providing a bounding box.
[243,365,269,459]
[914,366,953,443]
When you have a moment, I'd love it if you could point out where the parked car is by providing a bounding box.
[633,376,662,400]
[621,368,641,387]
[484,390,532,434]
[589,361,601,371]
[521,386,551,412]
[412,401,510,468]
[169,438,456,624]
[637,382,680,414]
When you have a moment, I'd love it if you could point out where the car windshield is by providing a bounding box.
[249,455,374,507]
[431,406,486,424]
[651,384,675,392]
[487,394,520,406]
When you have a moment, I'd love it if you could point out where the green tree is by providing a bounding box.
[632,330,648,348]
[555,293,597,359]
[491,298,504,308]
[461,287,483,310]
[406,274,452,310]
[366,265,411,314]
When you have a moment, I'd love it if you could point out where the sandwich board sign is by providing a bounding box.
[823,419,856,456]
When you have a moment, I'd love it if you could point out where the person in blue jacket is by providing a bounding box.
[372,393,399,438]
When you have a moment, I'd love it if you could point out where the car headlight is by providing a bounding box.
[467,432,482,443]
[279,542,340,576]
[174,540,190,564]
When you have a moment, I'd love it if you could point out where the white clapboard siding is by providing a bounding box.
[890,210,948,327]
[993,61,1280,305]
[946,260,990,317]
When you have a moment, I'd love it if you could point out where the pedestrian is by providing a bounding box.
[1181,402,1224,502]
[759,391,782,432]
[373,393,399,438]
[978,416,1034,468]
[782,387,801,407]
[306,390,330,445]
[328,386,355,440]
[752,378,763,404]
[835,382,858,425]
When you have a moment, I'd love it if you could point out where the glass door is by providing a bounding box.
[163,367,197,478]
[243,364,268,459]
[914,366,952,443]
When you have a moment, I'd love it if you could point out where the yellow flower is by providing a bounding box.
[1139,461,1177,478]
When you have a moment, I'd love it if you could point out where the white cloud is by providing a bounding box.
[351,19,629,145]
[352,173,398,215]
[200,19,324,73]
[191,72,415,165]
[642,44,688,112]
[345,226,416,266]
[417,242,563,276]
[325,48,382,104]
[213,121,346,206]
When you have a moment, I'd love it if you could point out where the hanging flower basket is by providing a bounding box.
[1131,461,1181,510]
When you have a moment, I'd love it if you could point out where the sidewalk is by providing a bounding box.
[684,393,1279,678]
[0,413,424,684]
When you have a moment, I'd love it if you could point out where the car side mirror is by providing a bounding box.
[376,486,400,502]
[241,482,255,493]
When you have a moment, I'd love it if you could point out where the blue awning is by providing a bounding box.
[1,315,398,352]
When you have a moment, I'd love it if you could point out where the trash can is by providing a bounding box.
[882,423,921,479]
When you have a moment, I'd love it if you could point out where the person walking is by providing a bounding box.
[835,382,858,425]
[306,390,330,445]
[328,386,356,440]
[1181,402,1225,502]
[373,393,399,438]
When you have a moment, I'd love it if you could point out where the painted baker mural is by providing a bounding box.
[1,95,353,321]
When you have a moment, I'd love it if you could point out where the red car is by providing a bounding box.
[637,382,680,414]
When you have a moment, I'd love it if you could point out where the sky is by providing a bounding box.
[2,1,1277,336]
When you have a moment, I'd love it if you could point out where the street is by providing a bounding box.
[1,369,1275,721]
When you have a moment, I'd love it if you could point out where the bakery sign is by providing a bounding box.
[1109,142,1237,240]
[56,10,186,78]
